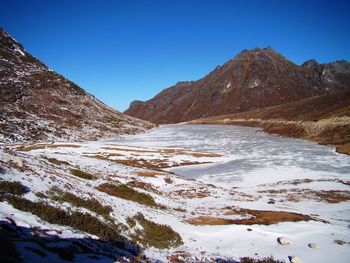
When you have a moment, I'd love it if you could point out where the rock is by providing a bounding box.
[334,239,346,245]
[277,236,290,245]
[12,157,23,167]
[288,256,302,263]
[308,243,317,248]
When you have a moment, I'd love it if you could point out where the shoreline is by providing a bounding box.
[181,117,350,155]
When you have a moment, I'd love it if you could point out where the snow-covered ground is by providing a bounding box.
[1,124,350,262]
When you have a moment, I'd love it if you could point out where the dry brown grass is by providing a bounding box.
[126,180,162,195]
[186,152,223,158]
[107,153,124,157]
[230,191,259,201]
[264,178,350,187]
[134,171,163,177]
[83,154,209,169]
[259,188,350,203]
[287,190,350,203]
[17,144,81,151]
[160,148,223,158]
[336,143,350,155]
[173,187,211,199]
[101,146,224,158]
[97,183,159,207]
[101,147,158,153]
[186,208,317,225]
[167,251,193,262]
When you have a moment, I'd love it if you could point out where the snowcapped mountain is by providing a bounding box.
[0,28,154,143]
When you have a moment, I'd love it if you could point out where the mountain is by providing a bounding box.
[0,28,154,143]
[302,59,350,89]
[125,47,350,124]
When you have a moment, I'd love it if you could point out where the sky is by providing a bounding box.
[1,0,350,111]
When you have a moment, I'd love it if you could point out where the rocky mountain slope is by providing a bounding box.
[125,47,350,124]
[0,28,154,143]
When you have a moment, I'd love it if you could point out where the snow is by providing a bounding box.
[1,124,350,262]
[15,48,25,56]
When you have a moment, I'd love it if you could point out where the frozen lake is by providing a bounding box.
[114,124,350,187]
[113,124,350,262]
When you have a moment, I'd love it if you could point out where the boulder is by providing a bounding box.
[277,236,290,245]
[308,243,317,248]
[13,157,23,167]
[289,256,302,263]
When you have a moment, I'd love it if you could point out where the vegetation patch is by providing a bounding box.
[259,188,350,203]
[101,147,157,153]
[173,187,211,199]
[70,169,96,180]
[164,177,173,184]
[167,251,193,262]
[131,212,183,249]
[49,190,113,221]
[97,183,158,207]
[35,192,48,199]
[83,154,211,169]
[126,180,161,195]
[297,190,350,203]
[0,181,28,196]
[230,190,258,202]
[240,256,285,263]
[134,171,161,177]
[17,144,81,152]
[45,157,70,166]
[160,148,223,157]
[5,195,126,242]
[187,208,318,226]
[336,143,350,155]
[126,217,136,228]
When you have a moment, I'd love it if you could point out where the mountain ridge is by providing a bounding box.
[125,47,350,124]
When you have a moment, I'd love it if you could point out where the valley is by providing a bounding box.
[1,125,349,262]
[1,26,350,263]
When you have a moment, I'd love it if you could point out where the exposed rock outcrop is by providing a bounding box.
[302,59,350,89]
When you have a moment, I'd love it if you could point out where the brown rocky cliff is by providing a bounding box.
[125,47,349,124]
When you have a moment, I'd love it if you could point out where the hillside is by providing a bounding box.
[184,88,350,154]
[125,47,350,124]
[0,28,154,143]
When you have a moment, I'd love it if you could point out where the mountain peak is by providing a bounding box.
[0,28,25,54]
[232,46,284,62]
[302,59,319,68]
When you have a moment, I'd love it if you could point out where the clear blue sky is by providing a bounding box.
[1,0,349,111]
